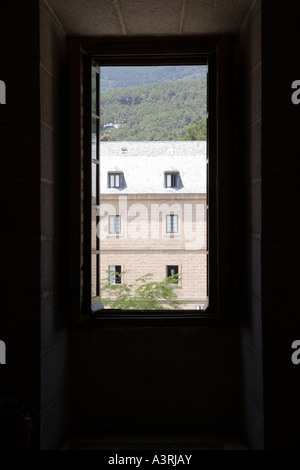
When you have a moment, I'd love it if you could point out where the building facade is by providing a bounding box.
[96,141,208,310]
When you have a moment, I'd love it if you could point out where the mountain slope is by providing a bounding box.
[100,79,207,141]
[100,65,207,92]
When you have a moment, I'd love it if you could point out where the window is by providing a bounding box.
[108,172,123,189]
[70,36,236,322]
[109,215,121,234]
[165,172,179,189]
[167,265,179,284]
[166,214,178,234]
[109,266,122,285]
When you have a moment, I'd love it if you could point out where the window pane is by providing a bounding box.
[165,174,178,188]
[92,163,97,205]
[108,173,122,189]
[109,266,116,285]
[91,254,99,297]
[115,215,121,233]
[115,266,122,284]
[166,215,170,232]
[166,215,178,233]
[167,265,179,283]
[109,265,122,285]
[99,64,208,311]
[167,266,178,277]
[92,118,98,159]
[109,216,115,233]
[173,215,178,232]
[108,215,121,234]
[166,215,171,232]
[91,206,97,251]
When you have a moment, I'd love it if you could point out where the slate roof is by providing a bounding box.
[97,141,207,195]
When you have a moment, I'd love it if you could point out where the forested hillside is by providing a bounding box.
[100,79,207,141]
[100,65,206,92]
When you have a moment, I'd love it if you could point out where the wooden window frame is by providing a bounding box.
[68,35,238,326]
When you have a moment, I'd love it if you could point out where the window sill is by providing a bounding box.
[76,308,234,328]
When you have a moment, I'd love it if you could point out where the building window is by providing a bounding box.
[166,265,179,283]
[109,215,121,234]
[108,172,123,189]
[109,266,122,285]
[165,172,179,189]
[166,214,178,234]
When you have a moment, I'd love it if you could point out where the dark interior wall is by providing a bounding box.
[0,0,42,436]
[240,0,300,450]
[39,0,70,450]
[0,0,70,450]
[239,0,264,450]
[261,0,300,450]
[71,325,240,436]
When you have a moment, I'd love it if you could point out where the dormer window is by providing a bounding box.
[165,172,179,189]
[108,172,123,189]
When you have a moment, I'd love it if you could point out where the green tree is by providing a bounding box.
[183,119,206,141]
[100,79,207,141]
[101,272,181,310]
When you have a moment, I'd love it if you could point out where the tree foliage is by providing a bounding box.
[100,79,207,141]
[100,65,206,92]
[101,272,182,310]
[182,119,207,141]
